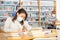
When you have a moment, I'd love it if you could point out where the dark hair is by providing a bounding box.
[12,8,27,25]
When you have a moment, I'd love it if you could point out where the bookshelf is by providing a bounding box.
[19,0,40,27]
[0,0,19,26]
[0,0,56,28]
[40,0,56,28]
[19,0,56,28]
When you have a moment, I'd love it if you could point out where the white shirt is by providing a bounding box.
[4,17,32,32]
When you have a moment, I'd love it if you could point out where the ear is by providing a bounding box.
[17,13,19,16]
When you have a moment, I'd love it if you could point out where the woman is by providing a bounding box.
[4,8,32,36]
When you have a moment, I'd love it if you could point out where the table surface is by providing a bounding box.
[0,29,58,40]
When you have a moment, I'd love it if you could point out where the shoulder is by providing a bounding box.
[4,17,13,26]
[6,17,12,22]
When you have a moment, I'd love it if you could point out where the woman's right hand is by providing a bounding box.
[18,30,24,36]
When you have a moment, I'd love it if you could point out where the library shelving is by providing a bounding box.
[0,0,19,26]
[20,0,56,28]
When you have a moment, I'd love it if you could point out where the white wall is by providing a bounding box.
[56,0,60,20]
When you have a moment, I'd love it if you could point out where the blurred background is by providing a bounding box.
[0,0,60,40]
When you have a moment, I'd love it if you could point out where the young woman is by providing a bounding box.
[4,8,32,34]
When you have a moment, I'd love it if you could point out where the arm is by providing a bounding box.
[24,21,32,31]
[3,17,12,32]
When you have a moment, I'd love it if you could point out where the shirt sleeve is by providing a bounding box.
[3,17,12,32]
[24,21,32,31]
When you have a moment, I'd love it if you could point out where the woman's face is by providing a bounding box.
[17,13,26,20]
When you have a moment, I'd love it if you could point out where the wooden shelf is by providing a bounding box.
[55,20,60,25]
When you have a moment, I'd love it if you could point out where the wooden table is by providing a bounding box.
[0,29,57,40]
[7,34,33,40]
[7,34,57,40]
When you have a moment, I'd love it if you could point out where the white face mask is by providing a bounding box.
[17,17,23,22]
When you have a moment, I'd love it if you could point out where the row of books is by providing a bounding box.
[0,1,18,5]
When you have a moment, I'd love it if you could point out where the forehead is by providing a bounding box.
[20,13,25,15]
[19,13,26,15]
[18,13,26,17]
